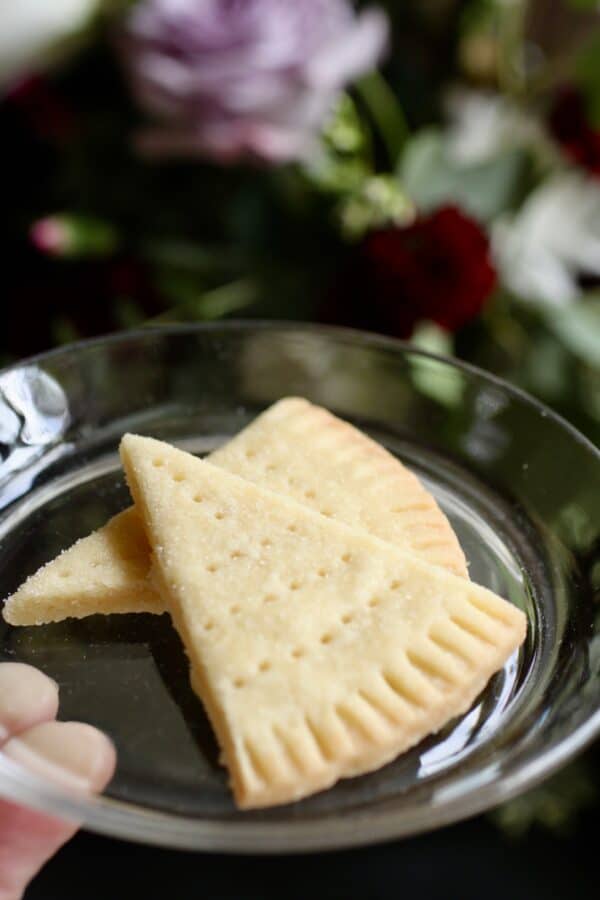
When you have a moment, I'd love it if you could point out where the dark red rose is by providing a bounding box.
[549,86,600,177]
[5,76,75,143]
[322,206,496,338]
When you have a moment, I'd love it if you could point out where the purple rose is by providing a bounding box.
[119,0,388,163]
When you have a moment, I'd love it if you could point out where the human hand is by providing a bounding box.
[0,663,115,900]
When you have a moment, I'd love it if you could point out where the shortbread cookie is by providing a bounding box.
[121,434,526,809]
[2,508,164,626]
[210,398,468,578]
[3,399,467,626]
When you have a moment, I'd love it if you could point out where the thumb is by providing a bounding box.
[0,721,116,900]
[0,663,115,900]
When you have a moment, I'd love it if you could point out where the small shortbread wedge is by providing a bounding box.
[3,398,466,626]
[121,434,526,809]
[2,508,164,626]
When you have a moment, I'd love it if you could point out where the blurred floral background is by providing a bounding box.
[1,0,599,842]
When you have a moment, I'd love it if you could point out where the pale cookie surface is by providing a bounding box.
[121,434,526,810]
[2,508,163,626]
[211,398,468,578]
[3,398,467,626]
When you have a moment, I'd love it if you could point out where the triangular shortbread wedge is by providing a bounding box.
[2,508,166,625]
[3,398,467,626]
[121,434,526,809]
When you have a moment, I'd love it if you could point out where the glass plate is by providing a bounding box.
[0,323,598,852]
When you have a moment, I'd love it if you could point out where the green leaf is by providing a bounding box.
[523,335,570,401]
[546,297,600,368]
[399,130,530,222]
[492,757,598,837]
[322,93,369,156]
[338,175,414,238]
[398,130,440,199]
[305,94,372,195]
[141,240,244,274]
[566,0,599,8]
[576,35,600,83]
[410,325,462,407]
[575,35,600,126]
[155,273,257,322]
[411,322,454,358]
[354,71,410,166]
[194,279,258,320]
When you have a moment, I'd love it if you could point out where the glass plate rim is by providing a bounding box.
[1,318,598,463]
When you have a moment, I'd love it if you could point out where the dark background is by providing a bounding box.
[27,812,599,899]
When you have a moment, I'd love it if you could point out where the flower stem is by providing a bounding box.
[195,278,257,319]
[496,0,530,98]
[144,278,257,325]
[355,71,410,167]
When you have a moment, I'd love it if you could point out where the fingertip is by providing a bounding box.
[63,722,117,792]
[0,663,59,741]
[3,720,116,795]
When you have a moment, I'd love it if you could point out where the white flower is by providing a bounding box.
[445,89,547,165]
[492,173,600,307]
[0,0,100,90]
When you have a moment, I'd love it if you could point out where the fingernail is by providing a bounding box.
[3,721,116,794]
[0,663,59,739]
